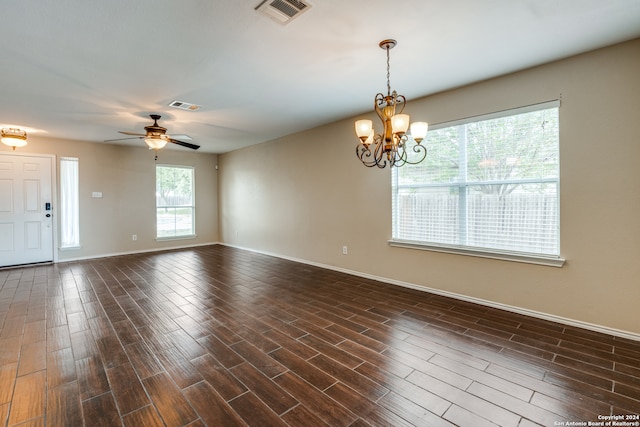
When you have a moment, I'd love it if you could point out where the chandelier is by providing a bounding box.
[1,128,28,150]
[354,39,428,168]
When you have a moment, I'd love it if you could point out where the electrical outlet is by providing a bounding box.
[342,246,348,255]
[132,234,137,241]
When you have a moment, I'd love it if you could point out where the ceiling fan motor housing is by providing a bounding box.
[145,115,167,135]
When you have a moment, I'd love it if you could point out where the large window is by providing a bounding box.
[392,101,561,264]
[60,157,80,248]
[156,165,195,239]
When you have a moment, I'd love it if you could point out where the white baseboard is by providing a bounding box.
[57,241,221,263]
[223,243,640,343]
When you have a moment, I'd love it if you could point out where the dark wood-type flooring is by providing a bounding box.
[1,245,639,426]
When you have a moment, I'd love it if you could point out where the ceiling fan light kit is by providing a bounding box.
[144,136,168,150]
[354,39,428,168]
[1,128,28,150]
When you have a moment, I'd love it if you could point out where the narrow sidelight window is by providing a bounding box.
[60,157,80,248]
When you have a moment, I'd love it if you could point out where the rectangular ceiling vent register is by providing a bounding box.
[168,100,201,111]
[255,0,312,25]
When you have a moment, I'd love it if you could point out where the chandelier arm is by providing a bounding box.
[356,144,374,167]
[392,145,402,166]
[401,144,428,166]
[374,93,386,122]
[356,134,386,168]
[395,94,406,115]
[396,144,408,167]
[372,136,388,168]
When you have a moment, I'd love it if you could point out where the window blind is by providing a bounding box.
[392,101,560,257]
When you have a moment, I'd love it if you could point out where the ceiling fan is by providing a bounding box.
[105,114,200,151]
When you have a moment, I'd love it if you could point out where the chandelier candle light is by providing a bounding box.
[1,128,28,150]
[355,39,428,168]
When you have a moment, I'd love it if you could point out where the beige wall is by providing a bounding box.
[218,39,640,335]
[0,138,219,261]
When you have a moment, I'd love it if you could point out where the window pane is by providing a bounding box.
[60,157,79,248]
[156,166,193,206]
[392,103,560,257]
[465,109,559,182]
[466,184,559,255]
[156,166,195,238]
[394,186,460,245]
[397,128,460,185]
[156,207,194,238]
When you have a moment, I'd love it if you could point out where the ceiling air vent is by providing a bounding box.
[255,0,312,25]
[169,100,201,111]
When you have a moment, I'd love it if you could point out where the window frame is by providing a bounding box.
[390,100,565,267]
[155,164,196,240]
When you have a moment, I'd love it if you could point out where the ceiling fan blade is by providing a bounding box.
[119,131,146,136]
[104,136,144,142]
[169,138,200,150]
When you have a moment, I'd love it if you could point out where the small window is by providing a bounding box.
[60,157,80,248]
[392,101,560,262]
[156,165,195,239]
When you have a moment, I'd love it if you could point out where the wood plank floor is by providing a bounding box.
[1,244,639,426]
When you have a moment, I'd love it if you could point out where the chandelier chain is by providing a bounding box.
[386,45,391,96]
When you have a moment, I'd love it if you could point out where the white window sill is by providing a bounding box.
[388,239,565,267]
[156,234,197,242]
[59,245,82,251]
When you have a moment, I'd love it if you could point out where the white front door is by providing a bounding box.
[0,154,54,267]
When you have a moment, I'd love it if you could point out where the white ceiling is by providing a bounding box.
[2,0,640,153]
